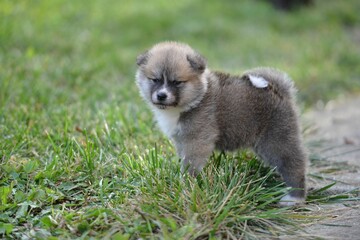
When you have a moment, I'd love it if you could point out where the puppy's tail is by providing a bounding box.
[243,67,297,100]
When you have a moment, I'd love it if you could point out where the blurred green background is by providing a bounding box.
[1,0,360,108]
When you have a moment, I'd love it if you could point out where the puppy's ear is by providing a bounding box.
[186,53,206,73]
[136,50,149,66]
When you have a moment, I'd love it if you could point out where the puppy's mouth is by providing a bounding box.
[153,103,177,110]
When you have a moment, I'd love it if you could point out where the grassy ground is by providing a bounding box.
[1,0,360,239]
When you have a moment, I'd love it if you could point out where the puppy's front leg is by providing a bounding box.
[176,141,214,177]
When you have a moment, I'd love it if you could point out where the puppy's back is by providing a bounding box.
[212,67,298,151]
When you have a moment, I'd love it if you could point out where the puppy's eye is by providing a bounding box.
[150,78,161,83]
[173,80,183,86]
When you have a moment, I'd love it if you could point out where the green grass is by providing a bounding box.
[1,0,360,239]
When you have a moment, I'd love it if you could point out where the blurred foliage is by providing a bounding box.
[1,0,360,107]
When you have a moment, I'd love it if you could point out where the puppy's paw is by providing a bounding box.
[279,194,304,207]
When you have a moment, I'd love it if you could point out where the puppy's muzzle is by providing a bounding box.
[152,89,177,109]
[157,92,167,101]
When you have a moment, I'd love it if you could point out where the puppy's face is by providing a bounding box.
[136,42,208,110]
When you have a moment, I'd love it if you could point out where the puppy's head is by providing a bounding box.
[136,42,208,111]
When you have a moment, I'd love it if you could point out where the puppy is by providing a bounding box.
[136,42,307,206]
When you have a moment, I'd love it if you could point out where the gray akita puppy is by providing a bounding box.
[136,42,307,206]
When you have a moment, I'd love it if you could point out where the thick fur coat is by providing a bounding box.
[136,42,307,205]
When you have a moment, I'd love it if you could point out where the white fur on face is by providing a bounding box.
[249,74,269,88]
[136,70,152,102]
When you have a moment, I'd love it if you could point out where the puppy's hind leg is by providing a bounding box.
[254,137,307,206]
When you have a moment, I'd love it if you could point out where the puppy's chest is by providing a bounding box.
[153,109,182,137]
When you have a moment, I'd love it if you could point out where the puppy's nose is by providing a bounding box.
[157,92,167,101]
